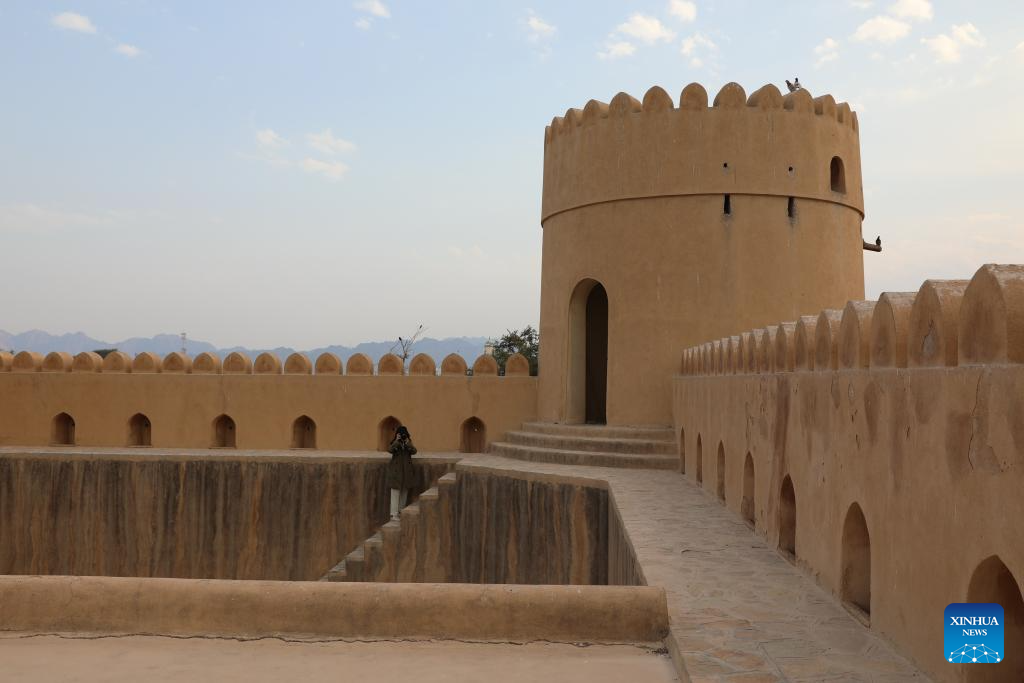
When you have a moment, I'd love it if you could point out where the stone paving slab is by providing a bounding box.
[461,455,930,683]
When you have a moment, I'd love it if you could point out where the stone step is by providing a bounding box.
[519,422,675,442]
[506,430,677,455]
[490,442,678,470]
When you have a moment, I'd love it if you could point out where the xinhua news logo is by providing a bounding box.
[945,603,1004,664]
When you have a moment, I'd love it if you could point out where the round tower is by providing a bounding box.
[538,82,866,426]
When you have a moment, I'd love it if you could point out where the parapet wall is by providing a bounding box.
[0,351,537,451]
[542,82,863,223]
[673,263,1024,682]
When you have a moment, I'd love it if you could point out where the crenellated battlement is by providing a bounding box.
[680,264,1024,376]
[0,349,531,378]
[542,81,864,223]
[546,82,858,143]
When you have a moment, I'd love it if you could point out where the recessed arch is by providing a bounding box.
[830,156,846,193]
[378,416,402,452]
[716,441,726,501]
[51,412,75,446]
[460,416,486,454]
[741,453,755,526]
[128,413,152,447]
[567,278,608,424]
[212,414,236,448]
[966,555,1023,681]
[291,415,316,449]
[779,475,796,559]
[695,434,703,485]
[841,502,871,619]
[678,427,686,474]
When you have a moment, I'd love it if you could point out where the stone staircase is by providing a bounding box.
[489,422,679,470]
[321,472,457,582]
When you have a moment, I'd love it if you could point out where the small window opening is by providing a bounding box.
[52,413,76,446]
[723,194,732,215]
[830,156,847,193]
[291,415,316,449]
[212,414,236,448]
[128,413,152,447]
[722,162,729,169]
[787,197,796,218]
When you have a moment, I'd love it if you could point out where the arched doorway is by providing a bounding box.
[292,415,316,449]
[678,427,685,474]
[128,413,151,447]
[460,417,486,453]
[696,434,703,485]
[841,503,871,619]
[741,453,755,526]
[212,414,236,448]
[51,413,75,446]
[378,416,402,451]
[716,442,726,501]
[779,476,796,559]
[965,555,1023,682]
[567,279,608,424]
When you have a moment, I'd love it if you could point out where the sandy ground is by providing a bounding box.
[0,635,678,683]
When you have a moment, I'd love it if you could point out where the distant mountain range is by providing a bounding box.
[0,329,490,365]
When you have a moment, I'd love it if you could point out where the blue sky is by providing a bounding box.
[1,1,1022,348]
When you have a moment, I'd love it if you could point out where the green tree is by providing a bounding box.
[92,348,117,359]
[492,326,539,376]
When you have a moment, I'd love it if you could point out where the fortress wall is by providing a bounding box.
[672,264,1024,682]
[0,369,537,451]
[452,467,610,585]
[0,451,455,581]
[336,467,639,587]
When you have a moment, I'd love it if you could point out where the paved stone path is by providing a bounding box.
[464,455,931,683]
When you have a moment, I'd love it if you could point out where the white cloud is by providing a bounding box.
[679,32,716,68]
[922,23,985,64]
[814,37,840,67]
[256,129,287,149]
[1015,41,1024,62]
[597,41,636,60]
[354,0,390,18]
[667,0,697,23]
[889,0,933,21]
[951,23,985,47]
[115,43,141,58]
[525,10,556,42]
[850,0,874,8]
[302,158,348,181]
[52,12,97,34]
[852,15,911,43]
[306,129,355,155]
[354,17,371,30]
[616,14,675,44]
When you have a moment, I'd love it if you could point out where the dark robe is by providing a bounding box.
[386,437,418,490]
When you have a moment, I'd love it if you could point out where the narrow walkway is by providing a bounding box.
[461,455,929,682]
